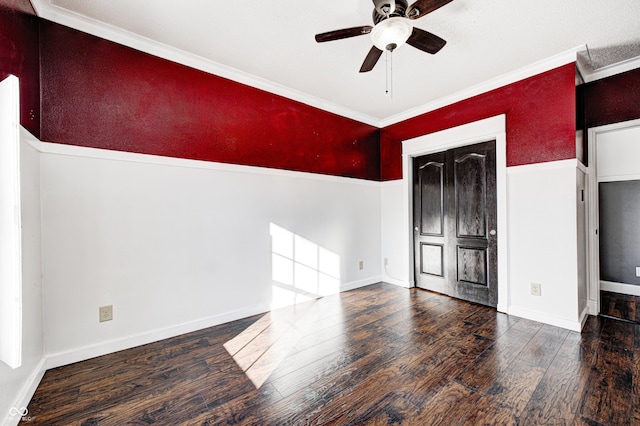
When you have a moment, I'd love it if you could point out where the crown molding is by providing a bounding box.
[30,0,381,127]
[577,54,640,84]
[379,46,585,128]
[32,2,623,129]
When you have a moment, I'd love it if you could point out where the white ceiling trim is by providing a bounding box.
[578,54,640,84]
[380,46,584,128]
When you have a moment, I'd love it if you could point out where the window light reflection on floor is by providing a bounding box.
[223,223,342,389]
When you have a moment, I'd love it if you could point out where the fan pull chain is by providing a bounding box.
[385,49,394,98]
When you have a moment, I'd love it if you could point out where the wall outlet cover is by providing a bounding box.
[99,305,113,322]
[531,283,542,297]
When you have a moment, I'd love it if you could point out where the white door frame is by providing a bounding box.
[587,118,640,314]
[401,115,508,313]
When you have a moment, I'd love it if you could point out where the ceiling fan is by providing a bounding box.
[315,0,452,72]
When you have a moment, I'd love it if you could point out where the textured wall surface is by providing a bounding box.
[0,4,40,137]
[380,64,577,180]
[582,67,640,129]
[40,21,381,180]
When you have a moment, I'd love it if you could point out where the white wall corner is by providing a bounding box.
[506,159,581,331]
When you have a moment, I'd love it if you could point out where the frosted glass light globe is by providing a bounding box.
[370,17,413,51]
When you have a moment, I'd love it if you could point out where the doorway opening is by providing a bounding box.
[588,118,640,323]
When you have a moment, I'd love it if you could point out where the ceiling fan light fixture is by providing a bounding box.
[370,17,413,51]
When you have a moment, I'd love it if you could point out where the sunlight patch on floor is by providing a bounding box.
[223,223,342,388]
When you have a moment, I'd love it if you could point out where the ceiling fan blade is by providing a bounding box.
[360,46,383,73]
[315,26,373,43]
[406,27,446,54]
[406,0,453,19]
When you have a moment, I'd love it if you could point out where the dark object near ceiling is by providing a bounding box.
[315,0,451,72]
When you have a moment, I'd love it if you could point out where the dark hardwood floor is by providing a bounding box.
[601,290,640,323]
[27,283,638,425]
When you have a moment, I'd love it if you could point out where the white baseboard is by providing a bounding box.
[2,357,47,426]
[508,306,583,332]
[45,301,273,370]
[341,277,384,292]
[381,277,411,288]
[587,299,598,316]
[600,280,640,296]
[46,278,383,369]
[578,305,591,330]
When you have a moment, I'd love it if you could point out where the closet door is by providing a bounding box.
[414,140,497,307]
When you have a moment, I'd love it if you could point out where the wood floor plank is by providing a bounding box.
[580,342,633,425]
[408,381,481,425]
[519,349,594,425]
[25,283,639,425]
[600,317,635,350]
[455,326,535,393]
[517,323,570,369]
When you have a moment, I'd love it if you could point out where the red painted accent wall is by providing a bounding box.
[40,21,380,180]
[582,67,640,129]
[0,4,40,137]
[380,63,577,180]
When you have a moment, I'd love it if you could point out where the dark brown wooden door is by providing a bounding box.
[413,140,497,307]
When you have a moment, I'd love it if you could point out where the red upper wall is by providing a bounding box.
[380,63,577,180]
[582,67,640,129]
[0,4,40,137]
[40,21,380,180]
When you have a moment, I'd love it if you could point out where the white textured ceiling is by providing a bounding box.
[32,0,640,126]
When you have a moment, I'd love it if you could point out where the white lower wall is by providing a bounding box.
[40,144,382,367]
[380,180,409,287]
[506,160,580,330]
[1,130,44,426]
[379,159,583,331]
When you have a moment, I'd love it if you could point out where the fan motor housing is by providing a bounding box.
[372,0,409,24]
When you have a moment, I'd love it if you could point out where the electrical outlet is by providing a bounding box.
[530,283,542,297]
[359,261,364,270]
[636,267,640,278]
[99,305,113,322]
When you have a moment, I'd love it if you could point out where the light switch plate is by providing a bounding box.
[636,267,640,278]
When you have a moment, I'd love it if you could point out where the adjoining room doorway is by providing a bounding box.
[588,119,640,322]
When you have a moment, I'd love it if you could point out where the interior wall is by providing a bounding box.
[577,167,588,319]
[39,21,380,181]
[0,130,44,426]
[0,4,40,138]
[40,144,382,366]
[379,63,577,181]
[506,160,581,329]
[582,67,640,129]
[380,181,408,287]
[579,67,640,166]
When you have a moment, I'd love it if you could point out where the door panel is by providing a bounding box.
[420,243,443,276]
[414,151,447,294]
[414,140,497,307]
[419,161,444,236]
[456,246,487,285]
[455,153,487,238]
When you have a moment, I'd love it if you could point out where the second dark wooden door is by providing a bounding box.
[413,140,497,307]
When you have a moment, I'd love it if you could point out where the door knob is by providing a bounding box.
[490,230,497,236]
[414,227,419,232]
